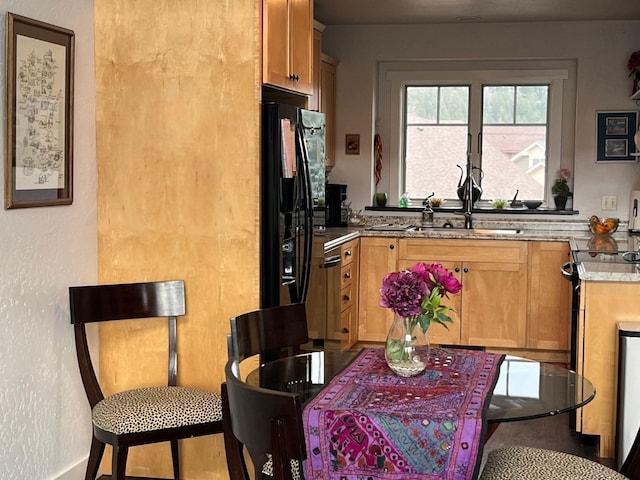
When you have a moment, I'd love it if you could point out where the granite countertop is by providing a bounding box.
[577,261,640,282]
[321,221,640,283]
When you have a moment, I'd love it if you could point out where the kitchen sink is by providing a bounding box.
[409,227,523,235]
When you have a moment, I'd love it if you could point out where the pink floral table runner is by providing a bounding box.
[302,347,504,480]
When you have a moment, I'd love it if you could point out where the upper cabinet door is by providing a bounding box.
[263,0,313,95]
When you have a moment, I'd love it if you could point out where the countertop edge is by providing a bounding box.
[322,227,640,282]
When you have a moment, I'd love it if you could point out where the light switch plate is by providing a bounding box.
[602,195,617,211]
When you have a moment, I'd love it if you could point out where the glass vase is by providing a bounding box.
[384,316,430,377]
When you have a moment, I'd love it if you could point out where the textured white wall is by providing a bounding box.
[0,1,97,479]
[323,21,640,218]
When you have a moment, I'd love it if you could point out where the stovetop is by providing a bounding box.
[572,234,640,264]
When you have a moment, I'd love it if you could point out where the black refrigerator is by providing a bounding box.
[261,102,326,308]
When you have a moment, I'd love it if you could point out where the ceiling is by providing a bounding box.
[314,0,640,25]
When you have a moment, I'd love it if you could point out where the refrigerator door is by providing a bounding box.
[260,103,314,308]
[299,109,326,205]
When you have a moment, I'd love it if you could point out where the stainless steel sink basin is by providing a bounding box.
[409,227,523,235]
[471,228,523,235]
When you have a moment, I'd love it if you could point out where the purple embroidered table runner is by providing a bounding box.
[302,347,504,480]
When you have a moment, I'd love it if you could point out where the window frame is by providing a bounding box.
[379,60,574,205]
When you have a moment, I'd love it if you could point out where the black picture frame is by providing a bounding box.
[595,111,638,162]
[5,13,75,209]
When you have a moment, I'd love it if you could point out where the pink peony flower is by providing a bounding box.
[380,262,463,333]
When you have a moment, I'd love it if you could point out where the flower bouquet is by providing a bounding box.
[379,262,462,376]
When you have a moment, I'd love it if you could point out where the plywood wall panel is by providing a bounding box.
[95,0,260,477]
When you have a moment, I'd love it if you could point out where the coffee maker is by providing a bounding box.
[326,183,348,227]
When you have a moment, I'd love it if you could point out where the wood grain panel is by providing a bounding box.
[95,1,260,477]
[578,281,640,458]
[358,237,397,342]
[527,242,571,351]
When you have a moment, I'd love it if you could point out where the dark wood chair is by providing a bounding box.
[223,302,310,480]
[224,358,306,480]
[228,302,310,365]
[480,426,640,480]
[69,280,223,480]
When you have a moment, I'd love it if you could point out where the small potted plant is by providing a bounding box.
[627,50,640,96]
[551,168,572,210]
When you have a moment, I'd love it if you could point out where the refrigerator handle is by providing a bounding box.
[295,122,314,303]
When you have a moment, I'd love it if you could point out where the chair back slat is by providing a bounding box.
[224,358,306,480]
[230,303,309,362]
[69,280,185,324]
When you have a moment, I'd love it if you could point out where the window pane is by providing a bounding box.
[440,87,469,123]
[516,86,548,124]
[483,86,515,124]
[407,86,437,124]
[405,125,469,200]
[404,86,470,199]
[480,125,547,200]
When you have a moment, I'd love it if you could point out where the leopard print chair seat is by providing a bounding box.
[480,446,628,480]
[93,386,222,435]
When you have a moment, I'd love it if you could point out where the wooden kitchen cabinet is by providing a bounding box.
[308,25,322,111]
[576,281,640,459]
[398,238,528,349]
[527,242,571,351]
[309,23,339,170]
[262,0,313,95]
[327,239,359,348]
[358,237,398,342]
[319,53,338,170]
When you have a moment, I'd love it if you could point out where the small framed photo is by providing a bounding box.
[345,134,360,155]
[596,111,638,162]
[5,13,75,208]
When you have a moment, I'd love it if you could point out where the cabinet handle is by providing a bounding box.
[463,267,469,273]
[455,267,460,273]
[343,295,350,301]
[343,272,351,279]
[344,250,352,257]
[389,244,395,249]
[289,74,300,81]
[341,328,349,334]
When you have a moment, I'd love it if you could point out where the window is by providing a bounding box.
[380,61,573,205]
[404,83,549,201]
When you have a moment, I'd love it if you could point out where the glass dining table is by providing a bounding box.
[245,348,596,425]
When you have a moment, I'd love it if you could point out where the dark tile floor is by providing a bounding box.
[482,413,615,470]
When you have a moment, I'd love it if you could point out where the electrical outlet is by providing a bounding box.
[602,195,617,211]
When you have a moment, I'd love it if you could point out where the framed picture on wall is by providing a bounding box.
[5,13,75,209]
[595,111,638,162]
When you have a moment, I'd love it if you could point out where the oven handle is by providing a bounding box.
[560,261,574,281]
[322,255,342,269]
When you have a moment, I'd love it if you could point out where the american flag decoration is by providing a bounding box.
[374,133,383,185]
